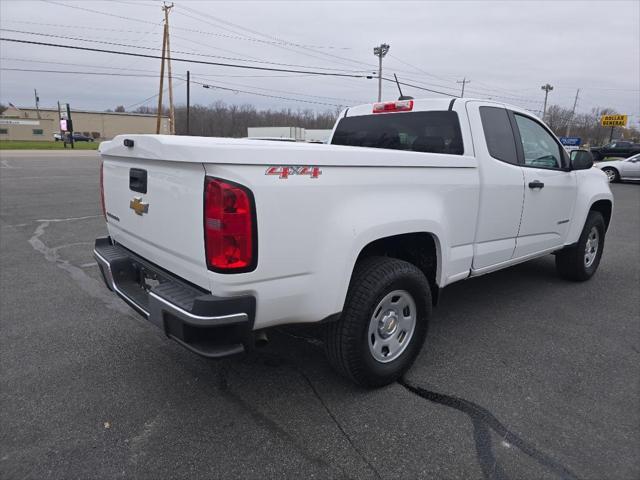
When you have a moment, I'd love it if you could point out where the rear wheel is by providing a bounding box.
[555,211,606,281]
[325,257,431,387]
[601,167,619,183]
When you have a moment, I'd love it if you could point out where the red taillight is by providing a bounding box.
[204,177,256,272]
[100,161,106,219]
[372,100,414,114]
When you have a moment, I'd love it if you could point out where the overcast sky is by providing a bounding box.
[1,0,638,126]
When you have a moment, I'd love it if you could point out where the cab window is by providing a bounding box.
[513,114,562,169]
[331,111,464,155]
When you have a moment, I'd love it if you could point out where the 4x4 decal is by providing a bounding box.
[265,166,322,179]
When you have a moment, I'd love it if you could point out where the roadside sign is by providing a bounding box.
[60,119,68,131]
[601,114,627,127]
[559,137,581,147]
[0,119,40,126]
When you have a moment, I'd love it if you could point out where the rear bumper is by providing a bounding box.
[94,236,255,358]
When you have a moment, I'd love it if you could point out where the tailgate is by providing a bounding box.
[101,156,210,290]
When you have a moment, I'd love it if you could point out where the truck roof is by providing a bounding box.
[343,97,536,120]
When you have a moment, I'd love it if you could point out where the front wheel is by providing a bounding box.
[601,167,619,183]
[555,211,606,281]
[325,257,431,387]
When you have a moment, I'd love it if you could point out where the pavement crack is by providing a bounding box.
[253,352,382,480]
[398,378,581,480]
[27,216,133,316]
[214,361,350,479]
[294,363,383,480]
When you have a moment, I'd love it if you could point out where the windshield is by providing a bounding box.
[331,111,464,155]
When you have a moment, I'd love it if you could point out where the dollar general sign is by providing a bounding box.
[600,114,628,127]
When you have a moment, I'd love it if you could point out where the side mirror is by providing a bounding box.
[570,149,593,170]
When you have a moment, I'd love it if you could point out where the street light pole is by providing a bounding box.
[541,83,554,121]
[373,43,390,102]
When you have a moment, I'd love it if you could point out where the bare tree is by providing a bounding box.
[173,101,339,137]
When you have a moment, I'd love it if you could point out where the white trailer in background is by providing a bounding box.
[247,126,304,141]
[305,129,332,143]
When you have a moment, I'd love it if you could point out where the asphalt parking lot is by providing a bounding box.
[1,150,638,480]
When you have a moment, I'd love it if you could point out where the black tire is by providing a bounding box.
[555,211,606,281]
[325,256,431,387]
[601,167,620,183]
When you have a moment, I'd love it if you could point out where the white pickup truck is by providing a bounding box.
[95,98,613,387]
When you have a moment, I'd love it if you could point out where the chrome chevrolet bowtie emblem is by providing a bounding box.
[129,196,149,216]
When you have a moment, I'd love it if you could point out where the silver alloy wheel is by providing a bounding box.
[604,168,616,182]
[367,290,416,363]
[584,226,599,268]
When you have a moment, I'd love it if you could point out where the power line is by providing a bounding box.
[0,43,586,111]
[2,19,166,35]
[0,56,161,74]
[197,80,343,107]
[41,0,158,26]
[41,0,351,51]
[380,76,456,98]
[173,7,375,74]
[126,80,186,109]
[0,28,369,73]
[0,37,373,78]
[387,54,458,83]
[176,5,352,51]
[0,67,169,78]
[189,74,366,104]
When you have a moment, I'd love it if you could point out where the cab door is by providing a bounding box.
[466,102,525,269]
[620,155,640,178]
[510,112,577,258]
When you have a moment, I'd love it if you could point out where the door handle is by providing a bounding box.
[528,180,544,189]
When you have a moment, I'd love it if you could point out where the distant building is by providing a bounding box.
[0,106,170,141]
[246,126,333,143]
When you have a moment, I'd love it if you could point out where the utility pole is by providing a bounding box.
[565,88,580,137]
[373,43,390,102]
[163,2,175,135]
[186,70,190,135]
[156,2,174,134]
[155,19,167,134]
[34,89,41,119]
[540,83,554,121]
[57,100,63,142]
[457,77,471,98]
[66,103,74,149]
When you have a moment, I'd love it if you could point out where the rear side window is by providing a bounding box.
[331,111,464,155]
[479,106,518,164]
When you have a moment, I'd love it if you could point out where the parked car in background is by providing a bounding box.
[590,140,640,161]
[53,133,62,141]
[72,133,94,142]
[595,153,640,182]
